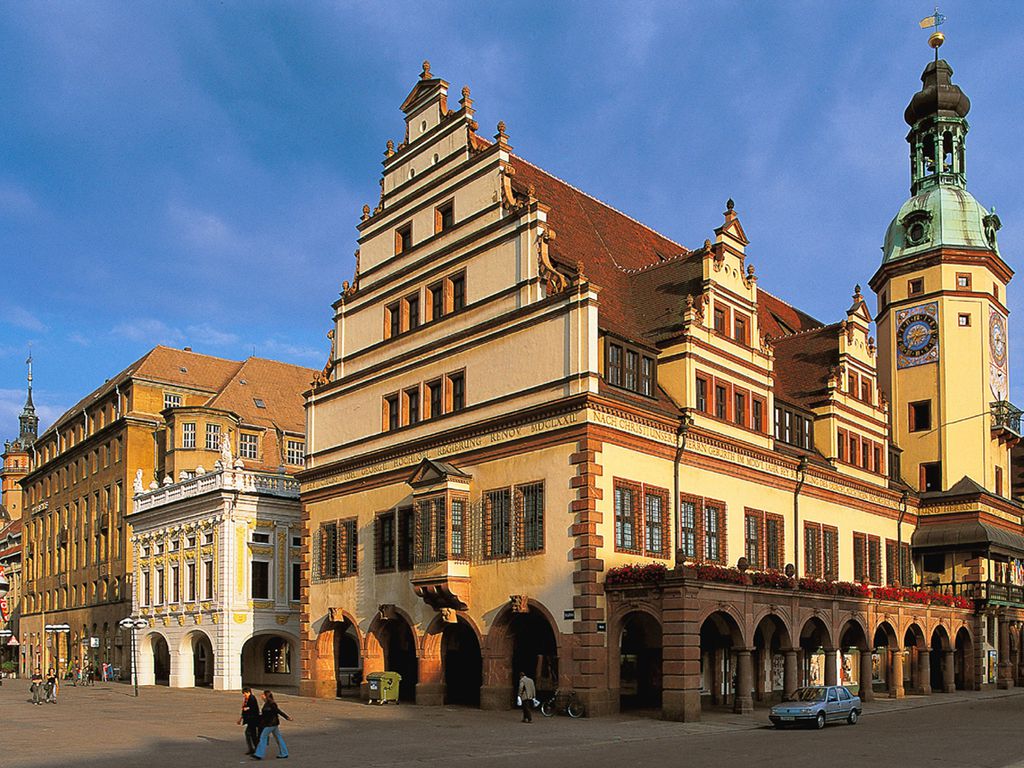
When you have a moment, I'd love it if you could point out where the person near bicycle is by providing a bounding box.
[517,672,536,723]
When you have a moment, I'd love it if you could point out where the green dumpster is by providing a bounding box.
[367,671,402,704]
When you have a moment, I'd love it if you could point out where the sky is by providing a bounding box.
[1,1,1023,441]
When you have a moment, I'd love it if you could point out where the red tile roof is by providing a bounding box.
[770,324,841,409]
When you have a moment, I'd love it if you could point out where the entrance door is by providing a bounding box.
[443,621,482,706]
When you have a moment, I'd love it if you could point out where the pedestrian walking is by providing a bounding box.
[517,672,536,723]
[237,687,261,755]
[30,668,44,705]
[252,690,291,760]
[86,665,95,686]
[45,668,58,703]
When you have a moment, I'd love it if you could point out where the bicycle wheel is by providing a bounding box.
[567,698,585,718]
[540,698,555,717]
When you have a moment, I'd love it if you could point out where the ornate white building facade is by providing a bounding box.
[129,441,302,691]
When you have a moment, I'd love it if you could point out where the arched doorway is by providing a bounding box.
[619,611,662,710]
[334,620,361,695]
[930,625,953,693]
[442,619,482,706]
[955,627,974,690]
[152,635,170,685]
[838,619,871,699]
[380,617,418,702]
[752,614,790,703]
[240,634,299,689]
[798,617,833,687]
[481,603,560,710]
[873,621,901,697]
[185,631,214,688]
[904,623,928,694]
[699,610,745,712]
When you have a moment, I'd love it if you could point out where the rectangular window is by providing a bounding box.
[921,461,942,492]
[385,394,400,432]
[432,498,446,561]
[703,502,723,563]
[909,400,932,432]
[679,497,697,560]
[406,388,420,425]
[996,465,1004,497]
[205,423,221,451]
[251,561,270,599]
[451,498,466,557]
[733,391,746,427]
[822,526,838,581]
[860,379,871,403]
[163,393,182,410]
[765,514,784,571]
[752,399,764,433]
[142,569,151,606]
[614,481,640,553]
[395,223,412,254]
[624,350,639,391]
[181,422,196,449]
[427,380,443,419]
[744,511,761,568]
[239,433,258,459]
[407,294,420,330]
[398,507,415,571]
[339,519,358,576]
[429,283,444,321]
[376,513,396,572]
[321,522,339,579]
[868,536,881,584]
[734,315,748,344]
[908,277,924,296]
[203,559,214,599]
[861,440,870,469]
[449,372,465,412]
[450,273,466,312]
[643,487,668,557]
[608,344,622,387]
[640,357,654,397]
[291,562,301,601]
[958,313,971,327]
[696,375,708,413]
[186,562,196,601]
[715,385,727,419]
[286,440,305,465]
[387,302,402,339]
[435,201,455,233]
[171,565,180,603]
[713,307,726,334]
[486,489,512,557]
[804,523,822,578]
[519,483,544,553]
[956,272,972,290]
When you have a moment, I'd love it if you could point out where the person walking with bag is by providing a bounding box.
[252,690,291,760]
[517,672,536,723]
[238,687,261,755]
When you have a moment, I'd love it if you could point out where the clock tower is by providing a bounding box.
[870,47,1014,496]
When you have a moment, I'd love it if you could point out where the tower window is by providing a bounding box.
[909,400,932,432]
[921,462,942,493]
[956,273,971,290]
[908,278,924,296]
[958,313,971,327]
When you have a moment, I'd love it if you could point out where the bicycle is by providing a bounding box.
[540,688,585,718]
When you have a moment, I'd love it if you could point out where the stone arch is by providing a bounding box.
[241,630,300,689]
[309,611,362,698]
[903,622,929,694]
[751,612,792,703]
[137,631,170,687]
[482,599,564,710]
[797,615,834,688]
[955,625,975,691]
[422,613,484,707]
[929,623,954,693]
[179,629,215,688]
[616,610,663,711]
[837,618,872,699]
[699,609,747,712]
[366,609,419,703]
[872,620,903,698]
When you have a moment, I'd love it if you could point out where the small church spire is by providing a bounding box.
[18,350,38,445]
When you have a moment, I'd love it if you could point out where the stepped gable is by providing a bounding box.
[39,346,243,438]
[770,323,841,410]
[509,156,690,341]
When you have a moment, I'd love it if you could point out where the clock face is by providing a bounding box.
[896,304,940,369]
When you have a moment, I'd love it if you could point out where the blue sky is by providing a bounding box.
[1,1,1022,440]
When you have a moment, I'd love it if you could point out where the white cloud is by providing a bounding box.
[0,388,65,439]
[110,318,185,345]
[184,323,239,347]
[167,201,242,253]
[67,332,91,347]
[0,303,47,333]
[254,337,325,363]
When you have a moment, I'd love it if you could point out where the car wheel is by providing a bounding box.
[815,712,826,730]
[847,709,859,725]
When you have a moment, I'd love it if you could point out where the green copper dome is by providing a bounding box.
[882,186,1000,263]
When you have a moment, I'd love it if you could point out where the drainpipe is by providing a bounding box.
[897,489,909,586]
[674,410,694,567]
[793,456,808,576]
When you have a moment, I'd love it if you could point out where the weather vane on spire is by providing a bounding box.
[919,6,947,57]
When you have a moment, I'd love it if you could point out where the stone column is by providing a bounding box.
[917,647,931,695]
[824,649,838,686]
[733,648,753,714]
[943,650,956,693]
[998,616,1014,689]
[890,649,905,699]
[783,649,798,699]
[416,654,444,706]
[661,587,702,722]
[859,650,874,701]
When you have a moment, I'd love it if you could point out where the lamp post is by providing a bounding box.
[43,624,71,675]
[118,617,148,697]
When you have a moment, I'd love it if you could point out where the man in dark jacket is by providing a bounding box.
[237,687,261,755]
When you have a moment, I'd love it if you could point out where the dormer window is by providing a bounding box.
[605,339,656,397]
[901,210,932,247]
[395,223,412,255]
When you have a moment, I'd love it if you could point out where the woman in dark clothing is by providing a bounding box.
[237,687,261,755]
[252,690,291,760]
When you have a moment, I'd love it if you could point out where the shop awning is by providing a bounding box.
[912,520,1024,556]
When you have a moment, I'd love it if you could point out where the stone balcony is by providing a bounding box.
[133,468,300,513]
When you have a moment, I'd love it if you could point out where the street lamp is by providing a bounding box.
[118,617,148,697]
[43,624,71,675]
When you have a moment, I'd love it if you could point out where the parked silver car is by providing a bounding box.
[769,686,862,729]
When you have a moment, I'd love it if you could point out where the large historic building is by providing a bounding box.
[19,346,312,678]
[128,357,311,691]
[291,45,1021,719]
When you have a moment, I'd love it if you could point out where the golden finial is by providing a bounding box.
[421,60,431,79]
[919,7,947,56]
